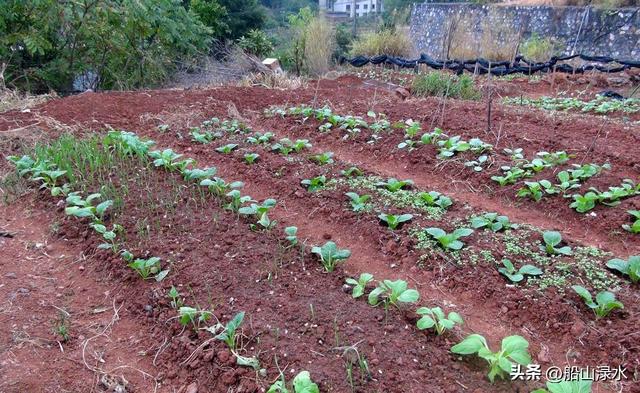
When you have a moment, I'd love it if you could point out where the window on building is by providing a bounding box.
[355,4,359,9]
[364,4,368,9]
[346,4,350,10]
[372,4,375,9]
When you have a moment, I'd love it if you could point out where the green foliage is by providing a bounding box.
[412,73,481,100]
[416,307,463,335]
[178,306,212,328]
[239,198,277,230]
[267,370,320,393]
[349,28,413,57]
[417,191,452,209]
[504,95,640,114]
[310,152,334,166]
[301,175,327,192]
[517,180,557,201]
[1,0,212,92]
[284,226,298,246]
[128,256,168,281]
[215,312,245,350]
[237,29,274,58]
[65,192,112,223]
[345,192,371,212]
[200,178,244,197]
[471,213,516,232]
[378,213,413,230]
[425,227,474,251]
[541,231,572,256]
[246,131,274,145]
[520,33,556,62]
[375,178,414,192]
[451,334,531,382]
[215,143,239,154]
[190,0,229,38]
[571,285,623,318]
[538,378,593,393]
[606,256,640,283]
[341,166,363,178]
[168,286,183,309]
[183,167,217,182]
[244,153,260,164]
[149,149,194,172]
[623,210,640,234]
[311,241,351,272]
[345,273,374,299]
[498,259,542,283]
[218,0,267,39]
[90,223,124,253]
[368,279,420,309]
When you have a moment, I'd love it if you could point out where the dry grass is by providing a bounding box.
[445,9,520,61]
[350,28,415,58]
[0,88,53,113]
[238,72,308,89]
[304,17,336,77]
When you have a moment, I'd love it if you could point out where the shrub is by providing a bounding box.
[519,33,556,62]
[303,17,335,76]
[412,73,481,100]
[237,29,274,58]
[349,29,414,58]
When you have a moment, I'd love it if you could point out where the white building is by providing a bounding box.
[319,0,383,17]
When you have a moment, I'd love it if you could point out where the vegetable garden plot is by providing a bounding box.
[1,79,639,392]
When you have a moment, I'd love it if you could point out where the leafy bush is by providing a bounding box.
[312,241,351,272]
[606,256,639,283]
[520,33,556,62]
[412,73,481,100]
[237,29,273,58]
[572,285,623,318]
[451,334,531,382]
[349,29,413,57]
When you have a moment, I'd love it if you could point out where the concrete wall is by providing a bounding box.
[409,4,640,59]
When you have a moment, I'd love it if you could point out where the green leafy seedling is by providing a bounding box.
[425,227,474,251]
[216,143,238,154]
[541,231,572,255]
[417,191,452,209]
[540,378,593,393]
[168,286,183,309]
[378,213,413,230]
[451,334,531,382]
[345,273,374,298]
[375,178,414,192]
[311,241,351,272]
[215,311,245,351]
[571,285,623,318]
[622,210,640,234]
[128,257,168,281]
[470,213,516,232]
[341,166,363,178]
[416,307,463,335]
[606,255,640,283]
[368,279,420,310]
[178,306,212,329]
[301,175,327,192]
[183,167,217,182]
[345,192,370,212]
[310,152,334,165]
[244,153,260,164]
[267,370,320,393]
[498,259,542,283]
[284,226,298,247]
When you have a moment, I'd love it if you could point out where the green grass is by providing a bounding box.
[412,73,481,101]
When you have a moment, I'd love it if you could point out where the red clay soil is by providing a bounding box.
[0,74,639,392]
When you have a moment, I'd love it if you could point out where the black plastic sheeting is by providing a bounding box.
[340,53,640,76]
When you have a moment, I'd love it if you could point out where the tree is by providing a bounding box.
[218,0,268,39]
[190,0,229,39]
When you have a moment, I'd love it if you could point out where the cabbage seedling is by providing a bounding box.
[517,180,557,201]
[200,178,243,197]
[284,226,298,246]
[178,306,212,329]
[378,213,413,230]
[425,227,474,251]
[534,379,593,393]
[416,306,463,335]
[345,192,370,212]
[397,139,417,151]
[368,279,419,310]
[541,231,572,255]
[375,178,414,192]
[417,191,452,209]
[225,190,253,212]
[570,191,599,213]
[168,286,183,309]
[246,131,274,145]
[191,130,221,144]
[183,167,217,182]
[106,130,156,156]
[301,175,327,192]
[90,223,123,252]
[268,371,320,393]
[244,153,260,164]
[491,167,529,186]
[149,149,194,172]
[311,241,351,272]
[503,148,524,161]
[420,128,446,145]
[606,256,639,283]
[345,273,374,298]
[215,144,238,154]
[292,139,312,152]
[498,259,542,283]
[464,155,488,172]
[437,136,470,158]
[271,139,294,155]
[571,285,623,318]
[554,171,581,194]
[622,210,640,234]
[215,311,245,351]
[341,166,363,178]
[470,213,516,232]
[128,256,168,281]
[451,334,531,382]
[310,152,334,165]
[65,192,112,222]
[239,199,277,230]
